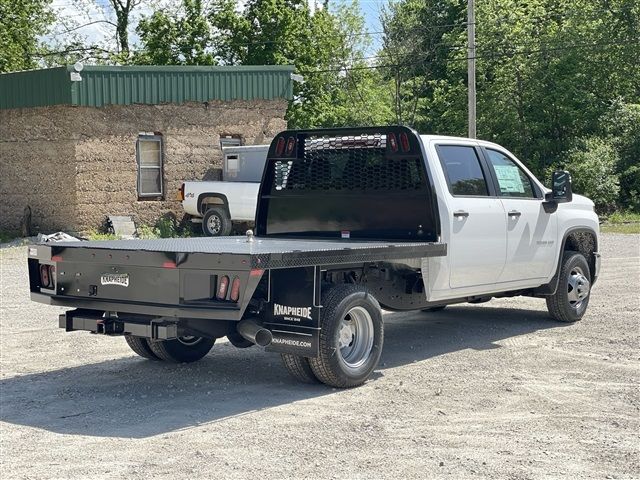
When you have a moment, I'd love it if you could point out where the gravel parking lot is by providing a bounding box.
[1,233,638,479]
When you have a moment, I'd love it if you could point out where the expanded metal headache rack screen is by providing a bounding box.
[257,127,440,242]
[272,133,426,193]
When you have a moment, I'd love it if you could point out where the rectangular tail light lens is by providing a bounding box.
[230,277,241,302]
[39,264,52,288]
[217,275,229,300]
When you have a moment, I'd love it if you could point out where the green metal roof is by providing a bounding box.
[0,65,295,109]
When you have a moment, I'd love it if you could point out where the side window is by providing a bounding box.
[485,149,536,198]
[437,145,489,196]
[137,134,163,198]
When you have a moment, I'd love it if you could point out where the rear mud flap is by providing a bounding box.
[264,267,321,357]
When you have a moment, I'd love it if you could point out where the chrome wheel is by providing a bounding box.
[206,215,222,235]
[337,306,375,370]
[176,335,202,346]
[567,266,590,310]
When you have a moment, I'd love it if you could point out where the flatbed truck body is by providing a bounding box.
[27,126,599,387]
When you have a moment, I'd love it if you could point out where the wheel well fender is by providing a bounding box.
[198,193,230,217]
[535,227,598,295]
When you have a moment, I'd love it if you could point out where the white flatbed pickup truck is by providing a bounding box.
[179,145,268,236]
[28,126,600,388]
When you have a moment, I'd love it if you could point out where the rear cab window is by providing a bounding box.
[435,145,490,196]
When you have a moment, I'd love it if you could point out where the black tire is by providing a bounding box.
[125,335,161,360]
[202,207,232,236]
[309,284,384,388]
[422,305,446,312]
[281,354,319,384]
[147,336,215,363]
[546,252,592,323]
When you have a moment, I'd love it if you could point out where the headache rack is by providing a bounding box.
[256,126,441,242]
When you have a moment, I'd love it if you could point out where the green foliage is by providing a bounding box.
[137,215,193,239]
[562,137,620,212]
[136,224,159,239]
[601,210,640,234]
[603,103,640,211]
[606,211,640,224]
[135,0,215,65]
[0,231,17,243]
[0,0,53,72]
[134,0,388,127]
[86,230,120,241]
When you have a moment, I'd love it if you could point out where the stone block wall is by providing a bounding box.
[0,99,287,234]
[0,107,78,233]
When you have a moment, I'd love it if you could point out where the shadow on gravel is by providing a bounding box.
[0,305,564,438]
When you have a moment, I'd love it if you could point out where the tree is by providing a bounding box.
[562,137,620,213]
[136,0,215,65]
[109,0,141,56]
[0,0,53,72]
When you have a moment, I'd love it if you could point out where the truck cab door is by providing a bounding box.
[435,144,507,289]
[482,147,558,282]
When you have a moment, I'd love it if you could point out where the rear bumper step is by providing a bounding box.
[59,310,178,340]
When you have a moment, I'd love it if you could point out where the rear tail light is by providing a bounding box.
[388,132,398,152]
[286,136,296,155]
[217,275,230,300]
[178,183,185,201]
[39,264,52,288]
[399,132,410,152]
[275,137,286,156]
[230,277,241,302]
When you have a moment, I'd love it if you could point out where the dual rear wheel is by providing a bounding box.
[281,284,384,388]
[125,335,215,363]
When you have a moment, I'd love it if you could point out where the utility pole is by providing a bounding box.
[467,0,476,138]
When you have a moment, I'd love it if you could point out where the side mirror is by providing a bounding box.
[550,170,573,203]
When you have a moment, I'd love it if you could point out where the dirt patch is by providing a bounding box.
[1,233,638,479]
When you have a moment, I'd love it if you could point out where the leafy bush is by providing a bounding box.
[137,214,193,239]
[86,230,120,241]
[563,137,620,213]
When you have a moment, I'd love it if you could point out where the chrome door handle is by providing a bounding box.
[508,210,522,217]
[453,210,469,218]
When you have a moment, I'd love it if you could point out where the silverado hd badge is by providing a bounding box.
[100,273,130,287]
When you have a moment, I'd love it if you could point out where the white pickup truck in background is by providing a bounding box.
[179,145,269,235]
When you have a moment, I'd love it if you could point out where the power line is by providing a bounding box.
[298,39,640,75]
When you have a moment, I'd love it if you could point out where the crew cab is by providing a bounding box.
[28,126,600,388]
[180,145,268,236]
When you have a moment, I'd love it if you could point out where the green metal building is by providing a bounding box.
[0,65,295,109]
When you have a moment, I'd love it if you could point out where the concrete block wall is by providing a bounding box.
[0,99,287,234]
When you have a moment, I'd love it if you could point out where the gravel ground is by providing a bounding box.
[1,234,638,479]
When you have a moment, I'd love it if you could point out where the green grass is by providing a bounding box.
[601,223,640,234]
[600,210,640,234]
[605,211,640,224]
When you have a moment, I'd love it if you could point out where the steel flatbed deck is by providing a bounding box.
[45,237,447,270]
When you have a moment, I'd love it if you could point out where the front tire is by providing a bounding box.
[309,285,384,388]
[202,207,232,236]
[147,336,215,363]
[546,252,592,322]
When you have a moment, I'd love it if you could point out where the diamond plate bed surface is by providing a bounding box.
[50,237,438,255]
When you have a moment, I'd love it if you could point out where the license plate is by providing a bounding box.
[100,273,130,287]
